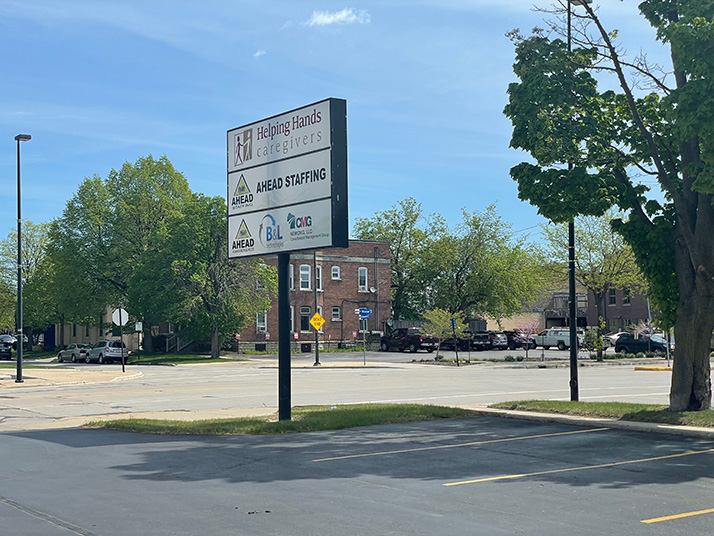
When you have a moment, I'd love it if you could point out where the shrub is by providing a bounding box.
[636,352,646,358]
[504,355,515,362]
[516,355,524,362]
[627,353,637,359]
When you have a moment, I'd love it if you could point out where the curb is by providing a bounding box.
[634,366,672,371]
[465,406,714,440]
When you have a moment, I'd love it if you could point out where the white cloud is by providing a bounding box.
[306,8,370,27]
[253,49,266,59]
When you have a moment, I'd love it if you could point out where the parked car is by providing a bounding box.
[614,333,668,355]
[57,343,91,363]
[488,331,508,350]
[605,331,629,348]
[380,327,438,353]
[0,338,12,360]
[439,329,474,351]
[502,330,536,350]
[471,331,492,350]
[86,340,128,364]
[0,334,17,350]
[532,328,584,350]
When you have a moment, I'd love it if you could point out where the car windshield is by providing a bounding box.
[109,341,126,348]
[650,335,667,343]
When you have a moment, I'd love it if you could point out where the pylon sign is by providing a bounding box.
[227,98,348,259]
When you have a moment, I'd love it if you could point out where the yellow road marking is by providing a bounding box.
[313,427,609,462]
[642,508,714,524]
[444,447,714,486]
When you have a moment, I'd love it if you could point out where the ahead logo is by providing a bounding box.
[233,129,253,166]
[231,175,254,207]
[287,212,312,229]
[232,220,254,250]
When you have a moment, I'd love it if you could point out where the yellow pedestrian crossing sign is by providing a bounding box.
[310,312,325,330]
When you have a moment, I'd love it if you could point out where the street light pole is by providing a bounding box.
[567,0,591,401]
[14,133,31,383]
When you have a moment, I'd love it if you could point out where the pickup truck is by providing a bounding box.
[380,327,438,353]
[532,328,583,351]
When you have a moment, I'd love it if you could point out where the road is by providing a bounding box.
[0,350,673,431]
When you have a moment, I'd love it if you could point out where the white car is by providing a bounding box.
[86,340,128,364]
[57,343,91,363]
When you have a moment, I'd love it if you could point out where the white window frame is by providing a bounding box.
[332,306,341,321]
[300,306,311,332]
[289,263,294,290]
[358,267,368,292]
[290,305,294,333]
[300,264,311,291]
[256,311,267,333]
[316,265,323,291]
[331,266,341,280]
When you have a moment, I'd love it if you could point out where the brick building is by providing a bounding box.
[237,240,391,350]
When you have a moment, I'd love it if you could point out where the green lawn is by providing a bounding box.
[128,354,249,365]
[490,400,714,428]
[85,404,478,435]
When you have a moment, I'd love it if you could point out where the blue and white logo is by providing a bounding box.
[259,214,284,248]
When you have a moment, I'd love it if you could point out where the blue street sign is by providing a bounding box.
[358,308,372,316]
[450,318,456,330]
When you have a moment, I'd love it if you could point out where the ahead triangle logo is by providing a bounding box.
[234,175,250,196]
[231,174,254,209]
[231,219,255,251]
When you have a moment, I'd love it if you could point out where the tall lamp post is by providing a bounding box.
[567,0,591,401]
[14,133,31,383]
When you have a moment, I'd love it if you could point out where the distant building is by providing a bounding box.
[237,240,391,351]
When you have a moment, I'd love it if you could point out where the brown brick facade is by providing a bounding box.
[237,240,391,348]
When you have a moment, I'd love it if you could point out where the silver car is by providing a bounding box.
[57,343,91,363]
[86,340,128,364]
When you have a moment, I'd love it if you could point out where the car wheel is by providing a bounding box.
[85,354,92,363]
[380,342,389,352]
[653,349,664,357]
[99,355,106,364]
[57,353,63,363]
[616,346,628,354]
[508,342,516,351]
[427,348,434,353]
[409,343,417,353]
[557,341,567,351]
[71,354,77,363]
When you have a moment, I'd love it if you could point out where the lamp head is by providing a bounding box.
[15,134,31,142]
[570,0,592,5]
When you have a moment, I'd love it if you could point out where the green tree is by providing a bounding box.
[541,210,647,328]
[353,197,446,319]
[422,308,467,357]
[504,2,714,410]
[423,206,546,321]
[134,193,277,358]
[49,155,192,352]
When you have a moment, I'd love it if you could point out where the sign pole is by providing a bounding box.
[278,253,291,421]
[120,308,125,373]
[313,251,320,366]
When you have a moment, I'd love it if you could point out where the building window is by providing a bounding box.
[300,306,311,331]
[332,306,341,321]
[331,266,341,280]
[623,288,631,305]
[300,265,311,290]
[316,265,323,291]
[256,311,267,333]
[317,306,323,332]
[359,317,369,332]
[256,263,266,290]
[608,289,617,305]
[72,323,77,337]
[290,306,294,333]
[358,267,368,292]
[289,264,294,290]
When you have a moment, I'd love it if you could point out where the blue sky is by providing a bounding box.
[2,1,667,242]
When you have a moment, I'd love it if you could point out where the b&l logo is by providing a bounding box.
[287,212,312,229]
[231,175,253,208]
[231,220,254,250]
[233,129,253,167]
[259,214,284,248]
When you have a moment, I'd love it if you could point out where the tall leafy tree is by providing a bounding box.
[504,2,714,410]
[353,197,446,319]
[131,193,276,358]
[541,210,647,326]
[423,206,545,321]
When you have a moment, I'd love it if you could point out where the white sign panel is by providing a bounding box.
[228,199,334,257]
[228,150,331,216]
[228,100,331,174]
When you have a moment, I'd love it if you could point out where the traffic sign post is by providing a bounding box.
[112,308,128,373]
[450,317,459,367]
[356,308,373,365]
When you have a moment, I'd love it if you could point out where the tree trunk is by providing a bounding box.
[59,317,65,348]
[143,326,154,353]
[669,279,714,411]
[210,325,221,359]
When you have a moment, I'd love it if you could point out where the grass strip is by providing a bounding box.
[128,354,248,365]
[490,400,714,428]
[85,404,477,435]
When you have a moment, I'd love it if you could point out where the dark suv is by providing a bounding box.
[0,339,11,360]
[502,330,536,350]
[614,333,668,355]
